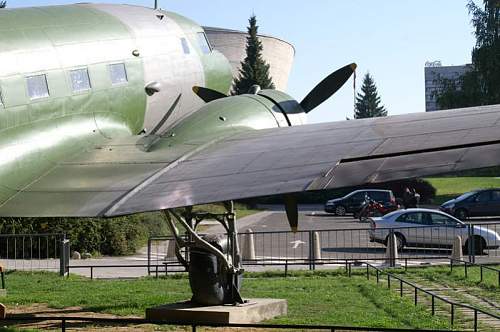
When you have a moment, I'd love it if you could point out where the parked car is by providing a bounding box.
[368,208,500,254]
[440,188,500,220]
[324,189,397,216]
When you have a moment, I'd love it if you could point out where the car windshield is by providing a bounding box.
[455,191,477,200]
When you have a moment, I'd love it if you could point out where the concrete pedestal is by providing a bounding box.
[146,298,287,324]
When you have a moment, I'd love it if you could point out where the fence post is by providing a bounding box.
[474,309,478,332]
[62,318,66,332]
[480,266,483,282]
[450,303,454,326]
[308,231,315,271]
[414,288,417,306]
[467,224,474,263]
[59,237,70,277]
[147,238,151,276]
[464,262,468,279]
[431,295,435,315]
[400,280,403,297]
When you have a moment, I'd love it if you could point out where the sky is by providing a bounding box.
[7,0,479,123]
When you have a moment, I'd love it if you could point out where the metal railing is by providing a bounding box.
[148,222,500,274]
[363,262,500,331]
[0,233,67,275]
[450,258,500,286]
[0,315,465,332]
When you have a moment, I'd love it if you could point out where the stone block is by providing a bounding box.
[146,298,287,324]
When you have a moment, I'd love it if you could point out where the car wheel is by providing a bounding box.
[385,233,405,252]
[464,236,486,255]
[455,209,468,220]
[335,205,346,216]
[395,234,405,251]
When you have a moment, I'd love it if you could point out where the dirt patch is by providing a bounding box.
[4,303,159,331]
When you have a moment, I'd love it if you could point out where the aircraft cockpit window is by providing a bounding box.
[109,63,128,85]
[27,74,49,100]
[181,37,190,54]
[70,68,91,92]
[197,32,212,54]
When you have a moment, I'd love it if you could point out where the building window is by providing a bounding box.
[70,68,91,92]
[109,63,128,85]
[27,74,49,100]
[181,37,190,54]
[197,32,211,54]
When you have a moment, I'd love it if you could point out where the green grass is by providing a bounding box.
[425,177,500,205]
[1,270,450,329]
[394,265,500,303]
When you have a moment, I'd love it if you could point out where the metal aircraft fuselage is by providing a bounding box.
[0,4,304,210]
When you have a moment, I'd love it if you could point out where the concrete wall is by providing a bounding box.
[204,26,295,92]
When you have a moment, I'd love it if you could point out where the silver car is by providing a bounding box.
[369,208,500,254]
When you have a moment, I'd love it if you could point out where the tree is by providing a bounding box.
[437,0,500,109]
[354,73,387,119]
[232,15,275,95]
[0,1,6,8]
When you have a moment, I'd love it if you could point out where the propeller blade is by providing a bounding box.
[192,86,227,103]
[284,194,299,233]
[300,63,357,113]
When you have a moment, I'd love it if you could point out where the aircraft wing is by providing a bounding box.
[1,104,500,217]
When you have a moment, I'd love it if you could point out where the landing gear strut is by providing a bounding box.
[163,201,244,305]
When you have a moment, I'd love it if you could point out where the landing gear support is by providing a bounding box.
[163,201,244,306]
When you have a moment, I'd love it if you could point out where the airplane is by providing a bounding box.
[1,3,500,306]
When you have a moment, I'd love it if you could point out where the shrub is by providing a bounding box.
[0,212,168,256]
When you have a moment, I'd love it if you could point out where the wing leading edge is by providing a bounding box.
[1,104,500,217]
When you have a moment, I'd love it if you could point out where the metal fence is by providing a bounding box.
[148,222,500,273]
[0,315,466,332]
[0,233,68,275]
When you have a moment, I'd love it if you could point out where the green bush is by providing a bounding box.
[0,212,168,256]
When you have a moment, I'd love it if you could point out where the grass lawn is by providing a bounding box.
[394,264,500,304]
[425,177,500,205]
[1,270,450,330]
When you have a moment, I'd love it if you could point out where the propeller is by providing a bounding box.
[299,63,357,113]
[192,62,356,112]
[192,86,227,103]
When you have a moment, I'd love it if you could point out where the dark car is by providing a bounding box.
[440,188,500,220]
[324,189,396,216]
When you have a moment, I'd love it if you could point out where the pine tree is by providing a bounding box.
[232,15,275,95]
[354,73,387,119]
[0,1,6,9]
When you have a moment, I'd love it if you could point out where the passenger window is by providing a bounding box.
[396,212,429,225]
[351,192,364,201]
[492,191,500,201]
[109,63,128,85]
[197,32,211,54]
[27,74,49,100]
[476,191,491,202]
[430,213,453,226]
[181,38,190,54]
[70,68,91,92]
